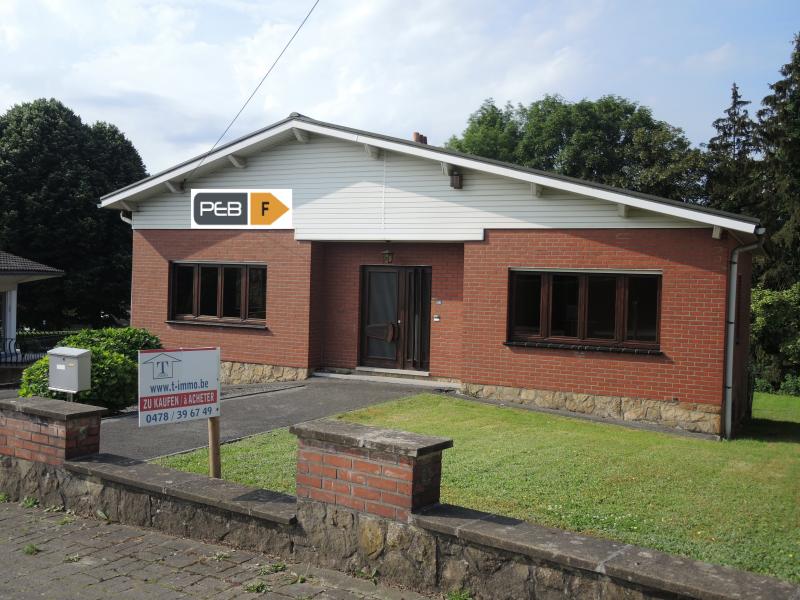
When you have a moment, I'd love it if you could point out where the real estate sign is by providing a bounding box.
[138,347,221,427]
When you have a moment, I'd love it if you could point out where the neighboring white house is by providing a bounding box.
[0,251,62,350]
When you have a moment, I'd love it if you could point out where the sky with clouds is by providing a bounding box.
[1,0,798,173]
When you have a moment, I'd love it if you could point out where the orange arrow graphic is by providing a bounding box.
[250,192,289,225]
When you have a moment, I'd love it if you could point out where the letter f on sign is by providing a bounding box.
[250,192,289,225]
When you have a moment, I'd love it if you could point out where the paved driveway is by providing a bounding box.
[101,377,431,460]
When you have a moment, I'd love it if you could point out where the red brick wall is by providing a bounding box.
[295,437,443,522]
[132,230,313,368]
[311,243,463,377]
[0,412,100,465]
[462,229,737,408]
[134,228,744,412]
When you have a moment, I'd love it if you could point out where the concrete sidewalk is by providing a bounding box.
[101,377,431,460]
[0,502,429,599]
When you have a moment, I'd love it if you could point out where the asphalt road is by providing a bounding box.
[100,377,430,460]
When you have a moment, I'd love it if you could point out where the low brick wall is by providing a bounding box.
[220,361,309,384]
[291,420,450,522]
[462,383,722,435]
[0,397,104,465]
[0,398,796,600]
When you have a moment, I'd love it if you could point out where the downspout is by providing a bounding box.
[723,233,763,439]
[119,210,134,325]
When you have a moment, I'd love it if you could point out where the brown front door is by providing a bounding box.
[360,266,431,370]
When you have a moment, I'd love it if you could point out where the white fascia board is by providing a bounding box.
[100,121,297,208]
[101,118,759,234]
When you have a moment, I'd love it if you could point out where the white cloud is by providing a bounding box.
[686,43,735,69]
[3,0,728,173]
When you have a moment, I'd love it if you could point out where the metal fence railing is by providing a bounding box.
[0,334,64,365]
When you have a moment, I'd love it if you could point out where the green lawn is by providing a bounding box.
[156,392,800,583]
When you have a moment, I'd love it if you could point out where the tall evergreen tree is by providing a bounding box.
[757,34,800,289]
[0,99,147,328]
[706,83,759,215]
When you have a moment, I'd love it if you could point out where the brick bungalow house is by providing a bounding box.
[100,114,763,438]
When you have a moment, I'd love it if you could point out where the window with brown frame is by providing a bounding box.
[508,271,661,349]
[169,263,267,325]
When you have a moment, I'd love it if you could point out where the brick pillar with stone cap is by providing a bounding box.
[0,397,105,465]
[290,419,452,523]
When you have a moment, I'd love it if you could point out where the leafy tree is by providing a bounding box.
[756,34,800,289]
[447,95,705,202]
[750,283,800,392]
[705,83,760,215]
[0,98,147,328]
[447,99,521,164]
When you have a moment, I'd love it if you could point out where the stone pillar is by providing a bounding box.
[0,397,105,465]
[290,419,452,522]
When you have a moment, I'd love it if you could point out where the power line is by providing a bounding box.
[183,0,321,185]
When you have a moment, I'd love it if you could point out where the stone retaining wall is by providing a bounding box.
[1,454,794,600]
[0,398,795,600]
[220,361,309,384]
[461,383,722,435]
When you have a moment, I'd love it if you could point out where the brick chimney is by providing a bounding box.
[412,131,428,144]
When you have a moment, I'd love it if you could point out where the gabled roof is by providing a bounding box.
[100,113,762,235]
[0,251,62,276]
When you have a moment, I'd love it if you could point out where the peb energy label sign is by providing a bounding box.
[138,347,221,427]
[191,188,292,229]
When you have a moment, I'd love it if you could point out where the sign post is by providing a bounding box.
[138,347,222,478]
[208,416,221,478]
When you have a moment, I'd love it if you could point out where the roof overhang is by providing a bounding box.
[100,116,762,235]
[0,272,62,291]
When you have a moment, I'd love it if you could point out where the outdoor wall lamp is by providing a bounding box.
[449,172,463,189]
[382,248,394,264]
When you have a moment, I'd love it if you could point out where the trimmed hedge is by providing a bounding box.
[57,327,161,361]
[18,327,161,412]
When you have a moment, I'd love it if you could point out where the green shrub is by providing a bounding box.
[18,327,159,412]
[751,284,800,391]
[19,348,137,412]
[754,377,774,393]
[57,327,160,361]
[779,374,800,396]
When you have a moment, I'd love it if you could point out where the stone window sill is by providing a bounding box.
[504,340,662,356]
[165,320,267,331]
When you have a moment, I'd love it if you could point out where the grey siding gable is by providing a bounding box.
[132,135,698,238]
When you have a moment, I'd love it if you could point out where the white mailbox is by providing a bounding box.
[48,347,91,394]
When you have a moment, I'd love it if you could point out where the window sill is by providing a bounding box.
[165,320,268,331]
[504,340,662,355]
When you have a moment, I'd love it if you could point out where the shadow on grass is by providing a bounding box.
[738,418,800,443]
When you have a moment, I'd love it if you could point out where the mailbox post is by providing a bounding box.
[47,347,92,401]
